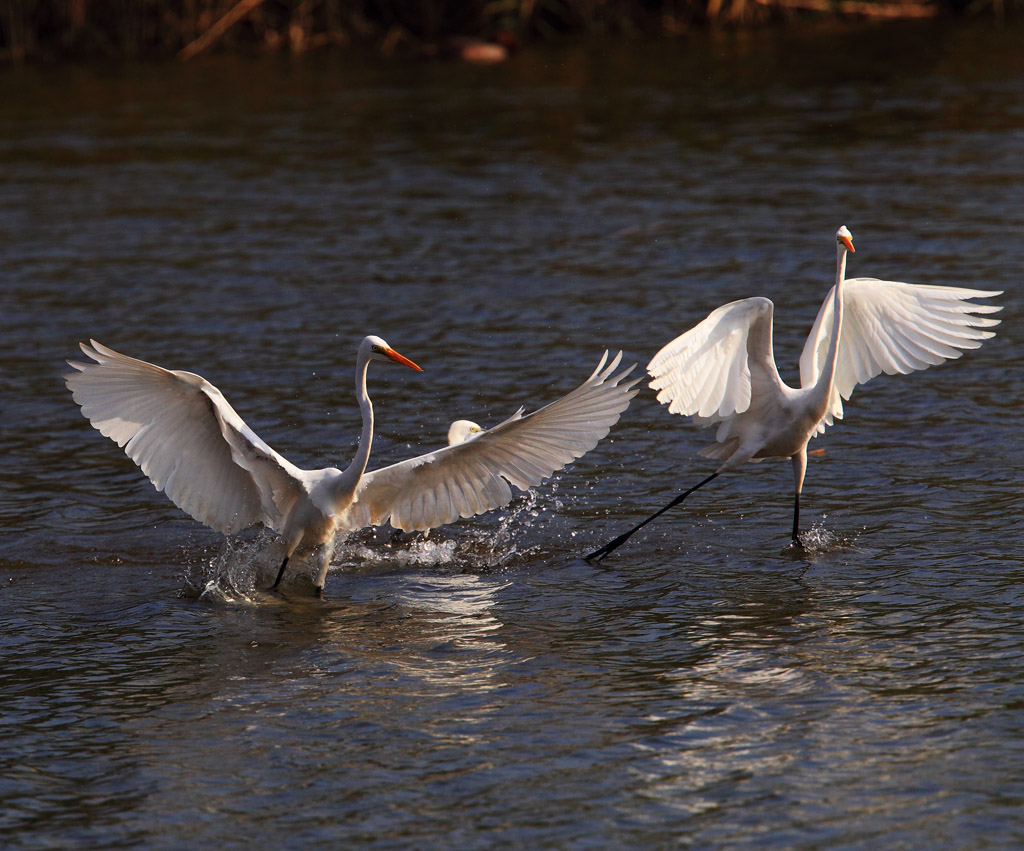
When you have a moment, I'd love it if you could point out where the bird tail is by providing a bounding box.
[698,436,740,462]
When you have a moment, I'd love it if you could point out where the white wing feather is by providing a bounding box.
[648,297,780,424]
[65,340,305,535]
[798,280,1002,433]
[345,351,640,533]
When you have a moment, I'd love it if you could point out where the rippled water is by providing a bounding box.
[2,20,1024,848]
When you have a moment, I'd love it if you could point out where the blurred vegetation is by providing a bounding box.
[1,0,1017,63]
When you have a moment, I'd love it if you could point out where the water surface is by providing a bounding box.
[2,20,1023,848]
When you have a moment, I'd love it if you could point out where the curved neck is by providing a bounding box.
[345,354,375,482]
[322,352,375,511]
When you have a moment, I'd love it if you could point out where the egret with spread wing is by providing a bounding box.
[67,337,639,594]
[586,226,1001,561]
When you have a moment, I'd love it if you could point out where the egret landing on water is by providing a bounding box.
[586,226,1002,562]
[66,337,639,595]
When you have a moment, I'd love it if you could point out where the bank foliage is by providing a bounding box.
[2,0,1015,62]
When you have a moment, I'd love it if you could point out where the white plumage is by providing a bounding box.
[588,226,1001,560]
[797,278,1002,433]
[447,420,484,446]
[67,337,639,593]
[346,351,639,534]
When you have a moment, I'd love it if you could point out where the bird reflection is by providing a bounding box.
[315,569,515,704]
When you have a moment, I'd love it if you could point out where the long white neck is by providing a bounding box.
[813,241,849,402]
[326,352,375,506]
[346,354,375,482]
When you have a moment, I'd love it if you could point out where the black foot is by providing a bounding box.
[270,556,289,592]
[584,472,719,563]
[584,531,633,562]
[314,586,324,599]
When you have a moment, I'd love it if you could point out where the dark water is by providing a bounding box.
[3,20,1024,848]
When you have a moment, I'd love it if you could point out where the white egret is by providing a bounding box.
[587,226,1002,561]
[447,420,484,446]
[67,337,639,593]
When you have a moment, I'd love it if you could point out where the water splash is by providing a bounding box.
[796,517,859,553]
[178,490,543,603]
[340,490,539,572]
[179,531,278,604]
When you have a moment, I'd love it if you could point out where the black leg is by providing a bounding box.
[271,556,289,590]
[791,490,800,543]
[584,472,719,562]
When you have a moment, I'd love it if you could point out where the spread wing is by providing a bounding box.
[65,340,306,535]
[344,351,640,533]
[647,297,781,425]
[798,280,1002,433]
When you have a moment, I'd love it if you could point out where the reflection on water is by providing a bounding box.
[2,19,1024,849]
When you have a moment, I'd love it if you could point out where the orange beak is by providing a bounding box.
[384,347,423,372]
[840,234,855,253]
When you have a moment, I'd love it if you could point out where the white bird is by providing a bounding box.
[66,337,639,594]
[587,226,1002,561]
[447,420,484,446]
